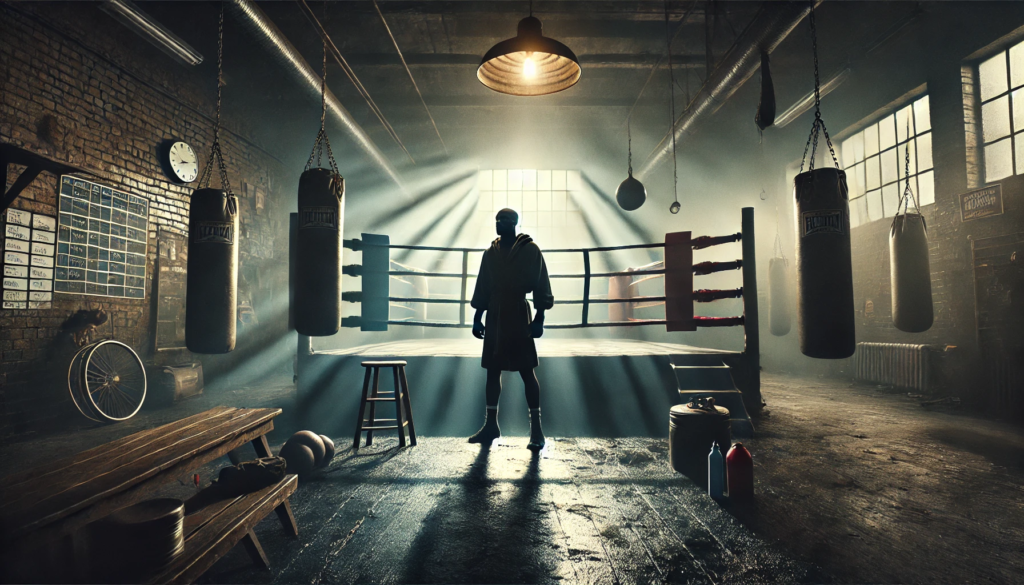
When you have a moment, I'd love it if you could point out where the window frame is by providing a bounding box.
[977,41,1024,183]
[838,93,935,229]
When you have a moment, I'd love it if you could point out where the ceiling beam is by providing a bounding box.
[343,53,704,68]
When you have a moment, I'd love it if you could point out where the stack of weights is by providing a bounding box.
[86,498,184,582]
[669,397,731,485]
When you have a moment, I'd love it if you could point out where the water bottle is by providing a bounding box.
[708,442,725,500]
[726,442,754,501]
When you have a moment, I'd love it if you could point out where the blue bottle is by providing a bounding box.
[708,442,725,500]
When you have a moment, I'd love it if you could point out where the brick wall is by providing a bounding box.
[0,4,294,435]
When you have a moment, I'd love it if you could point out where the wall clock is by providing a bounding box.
[159,140,198,184]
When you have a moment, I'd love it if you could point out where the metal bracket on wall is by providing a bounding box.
[1,143,94,213]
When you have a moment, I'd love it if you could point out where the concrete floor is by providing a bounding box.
[1,372,1023,584]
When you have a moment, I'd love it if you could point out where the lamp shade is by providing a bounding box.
[478,16,581,96]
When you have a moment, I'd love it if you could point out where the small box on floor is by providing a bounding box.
[151,362,204,405]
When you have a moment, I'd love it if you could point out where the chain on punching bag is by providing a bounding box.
[187,5,238,354]
[294,12,345,337]
[793,1,855,359]
[890,126,933,332]
[769,234,791,336]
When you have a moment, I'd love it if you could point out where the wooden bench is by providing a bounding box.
[147,474,298,584]
[0,406,297,583]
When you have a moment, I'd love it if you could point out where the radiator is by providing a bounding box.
[855,343,932,391]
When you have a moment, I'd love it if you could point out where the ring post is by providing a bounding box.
[362,233,390,331]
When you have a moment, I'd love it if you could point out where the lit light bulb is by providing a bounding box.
[523,54,537,79]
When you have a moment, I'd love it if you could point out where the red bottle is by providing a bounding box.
[726,442,754,500]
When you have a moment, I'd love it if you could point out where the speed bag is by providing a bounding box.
[755,50,776,131]
[890,213,933,332]
[294,168,345,336]
[769,257,791,336]
[186,188,238,354]
[794,168,855,359]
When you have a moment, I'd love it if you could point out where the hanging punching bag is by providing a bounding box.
[754,50,775,131]
[295,168,345,336]
[794,168,855,358]
[769,256,791,336]
[186,189,238,353]
[890,213,933,333]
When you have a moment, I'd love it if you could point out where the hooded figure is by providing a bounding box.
[472,234,554,370]
[468,208,554,450]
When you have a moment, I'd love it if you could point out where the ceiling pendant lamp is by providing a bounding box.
[477,3,581,96]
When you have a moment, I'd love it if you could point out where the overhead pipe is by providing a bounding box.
[637,0,820,179]
[228,0,406,193]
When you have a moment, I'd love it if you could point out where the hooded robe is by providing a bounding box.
[471,233,554,371]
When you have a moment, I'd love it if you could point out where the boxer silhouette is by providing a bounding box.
[469,208,554,450]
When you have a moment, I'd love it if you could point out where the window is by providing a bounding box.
[840,95,934,228]
[978,40,1024,182]
[475,170,584,249]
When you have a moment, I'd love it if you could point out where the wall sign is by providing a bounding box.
[959,185,1003,222]
[3,208,57,309]
[55,176,149,298]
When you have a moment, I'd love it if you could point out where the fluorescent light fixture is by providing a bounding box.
[774,67,852,128]
[99,0,203,66]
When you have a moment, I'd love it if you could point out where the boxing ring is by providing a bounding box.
[293,208,760,439]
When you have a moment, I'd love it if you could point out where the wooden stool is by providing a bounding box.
[353,361,417,449]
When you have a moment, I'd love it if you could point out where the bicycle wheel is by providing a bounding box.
[82,340,147,422]
[68,344,102,423]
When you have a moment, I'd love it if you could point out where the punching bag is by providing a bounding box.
[754,50,775,131]
[769,256,791,336]
[186,188,238,354]
[890,213,933,332]
[295,168,345,336]
[794,168,855,358]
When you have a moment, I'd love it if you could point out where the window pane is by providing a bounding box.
[523,190,537,211]
[842,136,857,168]
[896,105,914,143]
[866,155,881,190]
[866,189,882,222]
[523,169,537,190]
[493,191,507,210]
[552,190,566,211]
[477,191,492,211]
[879,115,897,150]
[1011,41,1024,89]
[478,170,493,191]
[914,96,931,133]
[508,191,523,212]
[552,171,567,191]
[918,170,935,206]
[983,96,1012,142]
[1017,133,1024,176]
[537,170,551,190]
[980,52,1009,102]
[567,192,579,211]
[508,170,523,191]
[881,148,899,186]
[1013,89,1024,133]
[493,170,508,190]
[538,191,552,211]
[850,196,863,228]
[854,162,867,197]
[847,162,863,197]
[855,196,868,227]
[882,183,900,217]
[567,170,581,191]
[865,124,879,156]
[917,132,933,171]
[985,138,1014,182]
